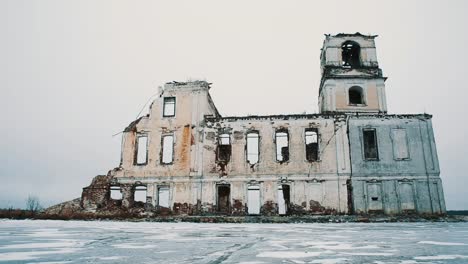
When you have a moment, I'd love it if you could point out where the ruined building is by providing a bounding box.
[81,33,446,215]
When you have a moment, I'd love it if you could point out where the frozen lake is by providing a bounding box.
[0,220,468,263]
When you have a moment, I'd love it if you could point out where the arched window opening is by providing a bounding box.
[342,41,361,67]
[349,86,364,105]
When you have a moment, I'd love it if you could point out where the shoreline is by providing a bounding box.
[1,212,467,224]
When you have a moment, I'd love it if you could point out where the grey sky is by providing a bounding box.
[1,0,467,209]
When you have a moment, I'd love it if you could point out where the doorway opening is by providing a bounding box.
[247,186,261,215]
[217,185,231,214]
[278,184,290,215]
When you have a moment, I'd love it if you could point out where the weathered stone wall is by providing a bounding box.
[348,115,445,215]
[81,175,112,210]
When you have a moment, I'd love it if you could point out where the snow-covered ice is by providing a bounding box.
[0,220,467,263]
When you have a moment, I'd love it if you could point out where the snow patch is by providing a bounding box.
[418,241,468,246]
[112,243,158,249]
[98,256,125,260]
[257,251,321,258]
[414,255,468,260]
[25,260,71,264]
[343,252,394,256]
[0,248,80,261]
[310,258,348,264]
[312,243,379,250]
[0,241,80,249]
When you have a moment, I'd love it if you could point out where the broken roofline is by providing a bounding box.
[326,32,378,39]
[204,113,433,122]
[164,80,212,88]
[163,80,221,118]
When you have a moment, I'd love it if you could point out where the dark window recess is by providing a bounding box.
[305,129,319,161]
[163,97,176,117]
[276,131,289,162]
[349,86,364,105]
[217,134,231,162]
[342,41,361,67]
[363,129,379,160]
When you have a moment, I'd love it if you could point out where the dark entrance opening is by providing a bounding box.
[282,184,291,215]
[346,179,354,214]
[217,185,230,214]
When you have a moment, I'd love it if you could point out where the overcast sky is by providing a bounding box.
[1,0,468,210]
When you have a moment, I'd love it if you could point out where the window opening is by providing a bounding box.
[305,129,319,161]
[246,133,259,164]
[349,86,364,105]
[134,186,147,203]
[163,97,176,117]
[158,186,170,208]
[363,129,379,160]
[217,134,232,162]
[342,41,361,67]
[135,135,148,165]
[276,131,289,162]
[247,185,261,215]
[161,135,174,164]
[110,186,122,200]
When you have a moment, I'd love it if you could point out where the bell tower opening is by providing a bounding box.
[342,41,361,67]
[349,86,364,105]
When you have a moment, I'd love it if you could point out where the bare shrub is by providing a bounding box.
[26,196,42,214]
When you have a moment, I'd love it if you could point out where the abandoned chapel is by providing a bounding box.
[81,33,446,216]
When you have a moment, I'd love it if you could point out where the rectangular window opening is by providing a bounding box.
[161,135,174,164]
[157,186,170,208]
[305,128,319,162]
[276,131,289,162]
[163,97,176,117]
[110,186,122,200]
[363,129,379,160]
[246,133,259,164]
[135,135,148,165]
[217,134,231,162]
[134,186,147,203]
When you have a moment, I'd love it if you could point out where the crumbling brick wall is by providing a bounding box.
[81,175,112,210]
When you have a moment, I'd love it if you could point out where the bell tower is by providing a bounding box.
[318,33,387,114]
